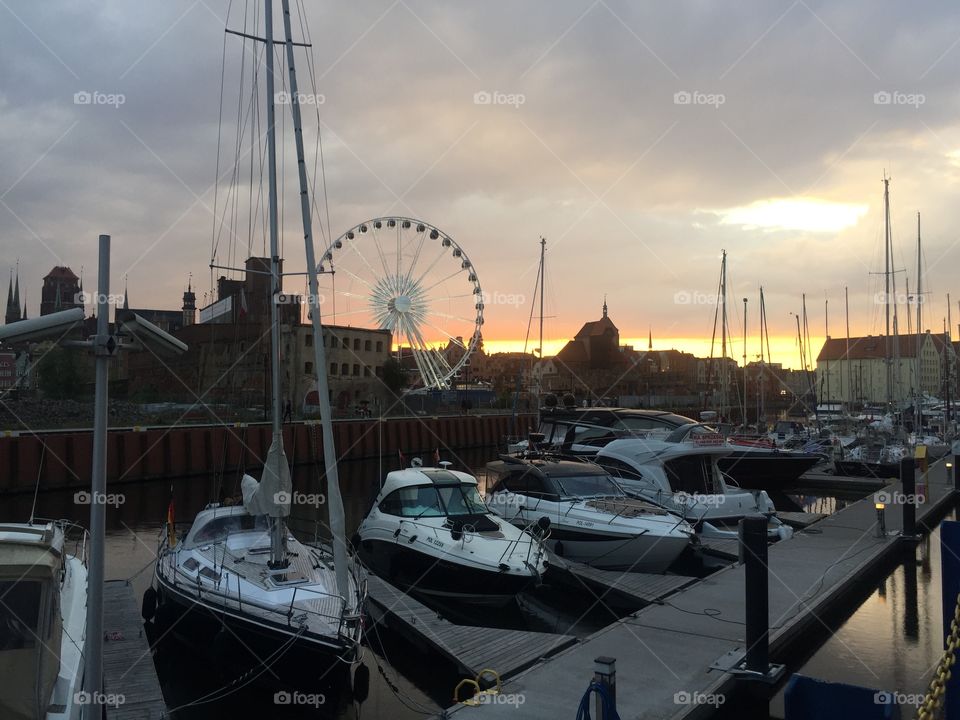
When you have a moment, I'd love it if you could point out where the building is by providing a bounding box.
[815,332,959,405]
[0,351,15,389]
[40,266,82,316]
[5,269,24,324]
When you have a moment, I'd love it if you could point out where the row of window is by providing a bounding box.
[303,362,382,378]
[304,334,384,353]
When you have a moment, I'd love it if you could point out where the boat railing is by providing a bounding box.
[34,518,91,567]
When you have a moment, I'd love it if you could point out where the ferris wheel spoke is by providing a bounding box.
[432,311,478,324]
[422,319,468,348]
[423,267,466,294]
[412,245,450,289]
[403,229,429,288]
[334,263,377,291]
[370,228,396,291]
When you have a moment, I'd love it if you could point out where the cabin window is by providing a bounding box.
[378,485,444,517]
[596,458,644,481]
[437,484,487,515]
[0,579,41,649]
[189,514,268,547]
[498,471,557,500]
[664,455,716,495]
[552,474,621,498]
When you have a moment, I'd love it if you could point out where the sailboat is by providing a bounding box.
[835,176,912,478]
[148,0,365,680]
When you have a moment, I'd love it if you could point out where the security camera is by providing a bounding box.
[120,313,187,356]
[0,308,84,345]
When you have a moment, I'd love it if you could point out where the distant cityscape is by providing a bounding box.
[4,259,959,421]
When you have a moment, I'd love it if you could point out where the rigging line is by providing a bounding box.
[209,1,232,271]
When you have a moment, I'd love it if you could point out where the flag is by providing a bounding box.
[398,449,406,468]
[433,448,440,466]
[238,289,248,319]
[166,492,176,547]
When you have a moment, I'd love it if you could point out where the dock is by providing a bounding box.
[777,511,827,529]
[365,574,577,680]
[547,552,699,606]
[103,580,167,719]
[794,471,887,492]
[443,460,957,719]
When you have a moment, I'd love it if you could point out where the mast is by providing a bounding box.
[845,286,852,408]
[280,0,350,599]
[742,296,748,427]
[758,287,765,426]
[825,297,830,407]
[883,175,893,408]
[264,0,286,569]
[916,212,922,434]
[948,293,953,425]
[539,236,545,368]
[720,251,728,422]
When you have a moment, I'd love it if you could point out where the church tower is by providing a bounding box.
[182,278,196,326]
[5,268,22,324]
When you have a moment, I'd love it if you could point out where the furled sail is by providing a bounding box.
[241,436,292,517]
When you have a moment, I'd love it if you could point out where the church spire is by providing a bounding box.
[648,327,652,350]
[123,275,129,310]
[602,295,608,319]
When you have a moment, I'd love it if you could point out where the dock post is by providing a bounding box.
[941,521,960,717]
[901,457,917,537]
[950,457,959,492]
[741,515,770,674]
[593,656,617,719]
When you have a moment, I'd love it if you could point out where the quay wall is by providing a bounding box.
[0,413,535,493]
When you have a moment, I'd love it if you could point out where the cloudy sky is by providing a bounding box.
[2,0,960,368]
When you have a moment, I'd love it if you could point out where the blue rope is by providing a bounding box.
[575,681,620,720]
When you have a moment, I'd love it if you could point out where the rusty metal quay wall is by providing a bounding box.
[0,413,535,494]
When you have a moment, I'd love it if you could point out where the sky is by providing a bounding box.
[3,1,960,369]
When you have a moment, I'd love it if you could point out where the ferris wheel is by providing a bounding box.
[317,217,484,389]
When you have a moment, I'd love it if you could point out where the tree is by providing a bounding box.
[382,357,407,398]
[37,345,88,399]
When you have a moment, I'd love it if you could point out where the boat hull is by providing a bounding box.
[358,538,537,607]
[718,452,821,488]
[152,572,357,684]
[543,527,689,572]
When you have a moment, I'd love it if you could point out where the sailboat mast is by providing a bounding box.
[720,251,728,421]
[279,0,350,599]
[758,287,765,425]
[948,293,953,425]
[845,286,852,407]
[825,297,830,406]
[916,212,922,433]
[263,0,286,568]
[539,236,545,369]
[884,175,893,407]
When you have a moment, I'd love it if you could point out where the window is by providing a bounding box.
[342,337,349,348]
[353,364,360,376]
[375,366,383,378]
[188,514,269,547]
[305,362,313,374]
[330,363,337,375]
[0,580,41,649]
[365,340,372,351]
[376,341,383,353]
[597,457,644,481]
[354,339,361,351]
[379,485,444,517]
[341,363,349,375]
[553,473,622,499]
[364,366,371,377]
[305,334,313,347]
[437,484,487,515]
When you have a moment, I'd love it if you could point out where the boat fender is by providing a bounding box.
[555,541,564,557]
[777,525,794,541]
[534,516,551,537]
[450,524,463,542]
[353,663,370,703]
[141,586,157,621]
[408,535,418,544]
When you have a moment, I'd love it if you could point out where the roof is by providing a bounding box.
[491,456,609,477]
[817,333,952,361]
[379,467,477,495]
[43,266,78,281]
[575,315,618,339]
[555,340,589,363]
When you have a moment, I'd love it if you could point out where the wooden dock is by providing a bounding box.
[794,471,887,492]
[443,460,957,719]
[365,574,577,680]
[103,580,167,719]
[547,552,699,606]
[778,511,827,529]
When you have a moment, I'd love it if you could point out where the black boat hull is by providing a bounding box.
[718,452,821,488]
[833,459,903,480]
[358,538,536,607]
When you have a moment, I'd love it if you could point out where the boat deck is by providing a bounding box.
[442,460,956,719]
[365,574,577,680]
[103,580,167,719]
